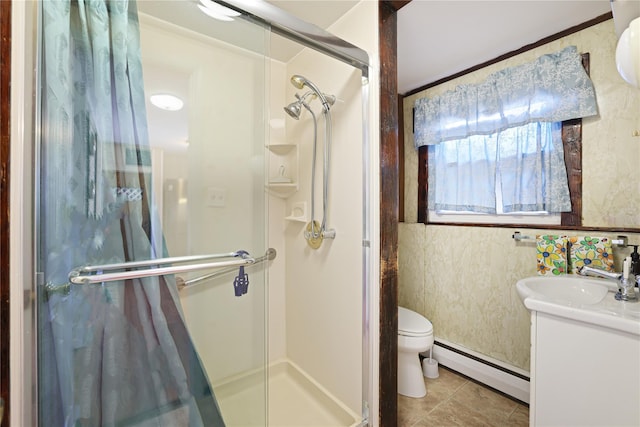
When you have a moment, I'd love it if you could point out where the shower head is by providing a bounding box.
[284,101,302,120]
[283,91,317,120]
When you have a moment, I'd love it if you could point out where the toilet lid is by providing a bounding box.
[398,307,433,337]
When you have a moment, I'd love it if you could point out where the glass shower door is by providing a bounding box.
[36,1,269,426]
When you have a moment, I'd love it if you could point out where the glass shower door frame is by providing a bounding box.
[20,1,373,426]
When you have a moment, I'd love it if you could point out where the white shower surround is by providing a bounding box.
[160,0,380,423]
[268,0,379,418]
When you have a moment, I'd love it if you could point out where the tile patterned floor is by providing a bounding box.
[398,366,529,427]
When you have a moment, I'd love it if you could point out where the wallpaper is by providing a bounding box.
[400,19,640,372]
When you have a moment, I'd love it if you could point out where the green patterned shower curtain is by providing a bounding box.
[39,1,225,425]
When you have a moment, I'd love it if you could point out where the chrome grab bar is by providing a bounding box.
[73,252,242,274]
[181,248,277,289]
[68,250,255,285]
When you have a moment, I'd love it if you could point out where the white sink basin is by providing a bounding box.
[516,276,610,305]
[516,275,640,336]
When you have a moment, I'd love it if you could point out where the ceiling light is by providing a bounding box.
[610,0,640,38]
[199,0,240,16]
[616,17,640,87]
[198,4,233,21]
[198,0,240,21]
[150,94,184,111]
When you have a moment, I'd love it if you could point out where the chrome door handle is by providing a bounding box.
[68,250,255,285]
[182,248,277,288]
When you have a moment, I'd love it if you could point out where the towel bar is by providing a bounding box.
[512,231,630,247]
[512,231,534,241]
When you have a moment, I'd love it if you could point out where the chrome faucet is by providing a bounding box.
[577,265,638,302]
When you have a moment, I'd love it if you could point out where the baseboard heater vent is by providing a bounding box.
[429,340,530,404]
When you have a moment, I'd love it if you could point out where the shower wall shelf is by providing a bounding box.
[285,202,308,222]
[266,143,299,198]
[266,183,298,198]
[285,214,307,223]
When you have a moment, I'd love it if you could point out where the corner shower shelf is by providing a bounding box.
[266,182,298,198]
[266,143,298,199]
[285,215,307,223]
[266,143,295,155]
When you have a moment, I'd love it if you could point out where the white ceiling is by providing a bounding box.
[268,0,613,94]
[137,0,616,150]
[397,0,613,94]
[267,0,359,61]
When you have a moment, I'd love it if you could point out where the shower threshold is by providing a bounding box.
[214,359,361,426]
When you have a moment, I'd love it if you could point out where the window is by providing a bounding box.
[427,121,569,224]
[414,48,595,226]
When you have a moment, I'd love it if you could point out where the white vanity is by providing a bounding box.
[517,276,640,427]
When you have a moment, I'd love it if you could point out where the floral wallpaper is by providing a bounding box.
[400,19,640,372]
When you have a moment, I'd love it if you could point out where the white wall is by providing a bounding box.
[267,58,288,362]
[400,19,640,373]
[277,0,379,415]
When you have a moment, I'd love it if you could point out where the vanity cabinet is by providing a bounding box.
[530,311,640,426]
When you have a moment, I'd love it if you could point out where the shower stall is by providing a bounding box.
[27,0,375,426]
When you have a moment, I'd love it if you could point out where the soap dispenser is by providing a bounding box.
[630,245,640,276]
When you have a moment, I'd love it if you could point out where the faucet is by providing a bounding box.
[577,265,638,302]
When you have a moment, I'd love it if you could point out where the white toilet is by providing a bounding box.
[398,306,434,398]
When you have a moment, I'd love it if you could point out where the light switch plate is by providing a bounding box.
[207,187,226,207]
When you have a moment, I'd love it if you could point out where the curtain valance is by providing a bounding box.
[414,46,598,147]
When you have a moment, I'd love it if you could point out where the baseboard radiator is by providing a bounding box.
[428,339,530,404]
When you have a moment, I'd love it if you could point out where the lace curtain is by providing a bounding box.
[40,1,225,425]
[415,46,598,213]
[427,122,571,213]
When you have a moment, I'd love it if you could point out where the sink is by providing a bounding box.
[516,275,640,336]
[516,276,611,305]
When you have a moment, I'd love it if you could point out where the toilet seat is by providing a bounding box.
[398,307,433,337]
[397,307,435,398]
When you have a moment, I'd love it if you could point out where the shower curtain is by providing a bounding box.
[39,1,225,425]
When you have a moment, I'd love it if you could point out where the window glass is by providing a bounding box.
[428,121,568,224]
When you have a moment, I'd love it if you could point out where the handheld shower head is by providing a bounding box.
[290,75,306,89]
[289,75,332,110]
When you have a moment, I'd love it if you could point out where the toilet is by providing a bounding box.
[398,306,434,398]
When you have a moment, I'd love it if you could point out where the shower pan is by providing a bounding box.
[27,0,372,426]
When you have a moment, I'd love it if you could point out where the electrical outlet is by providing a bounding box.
[207,187,226,207]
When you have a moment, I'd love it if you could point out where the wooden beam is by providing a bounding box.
[378,1,400,425]
[0,1,12,425]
